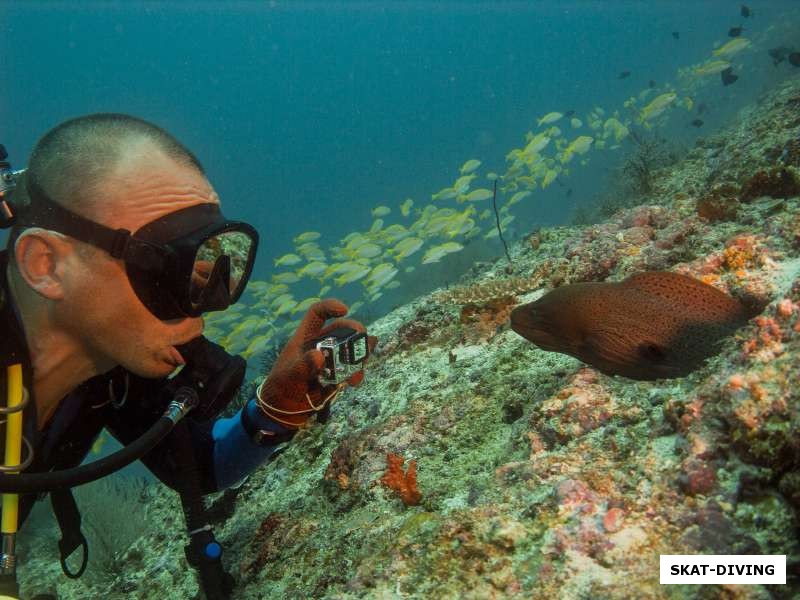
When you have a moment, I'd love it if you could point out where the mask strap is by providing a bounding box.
[23,179,166,268]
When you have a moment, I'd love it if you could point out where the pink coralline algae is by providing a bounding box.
[602,507,626,533]
[528,369,616,443]
[678,457,718,497]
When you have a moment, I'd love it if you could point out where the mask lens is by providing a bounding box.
[190,230,254,310]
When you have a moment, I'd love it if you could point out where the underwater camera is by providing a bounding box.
[311,327,369,386]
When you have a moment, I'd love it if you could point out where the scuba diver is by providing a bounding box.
[0,114,377,599]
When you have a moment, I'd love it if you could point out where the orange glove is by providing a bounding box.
[256,299,378,429]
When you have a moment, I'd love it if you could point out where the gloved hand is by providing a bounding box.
[256,299,378,429]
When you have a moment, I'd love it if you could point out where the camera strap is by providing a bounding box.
[254,380,345,429]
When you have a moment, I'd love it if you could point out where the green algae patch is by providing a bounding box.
[734,494,798,555]
[397,511,440,540]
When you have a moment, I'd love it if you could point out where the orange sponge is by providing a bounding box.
[380,453,422,506]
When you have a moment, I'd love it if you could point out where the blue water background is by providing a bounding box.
[1,1,799,487]
[3,1,798,294]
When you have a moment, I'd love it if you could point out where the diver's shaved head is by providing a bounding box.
[26,113,203,217]
[7,113,205,254]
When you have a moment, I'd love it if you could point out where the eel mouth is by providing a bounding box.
[510,304,559,351]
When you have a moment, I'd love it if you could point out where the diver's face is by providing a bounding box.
[60,144,217,378]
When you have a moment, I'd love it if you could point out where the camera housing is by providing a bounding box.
[312,327,369,386]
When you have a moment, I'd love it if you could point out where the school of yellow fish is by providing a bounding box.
[205,33,758,360]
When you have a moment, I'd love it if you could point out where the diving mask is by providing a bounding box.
[19,176,258,320]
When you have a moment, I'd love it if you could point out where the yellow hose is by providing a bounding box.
[1,365,23,534]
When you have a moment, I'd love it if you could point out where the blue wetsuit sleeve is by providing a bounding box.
[211,398,295,490]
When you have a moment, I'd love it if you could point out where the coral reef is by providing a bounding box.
[695,183,740,223]
[740,167,800,202]
[458,296,516,345]
[198,75,798,599]
[620,129,679,196]
[432,269,551,305]
[19,60,800,600]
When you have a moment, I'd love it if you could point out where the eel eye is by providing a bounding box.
[639,342,667,362]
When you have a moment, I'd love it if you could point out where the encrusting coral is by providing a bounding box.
[458,296,517,344]
[432,259,559,305]
[739,166,800,202]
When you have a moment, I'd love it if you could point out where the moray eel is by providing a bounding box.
[509,271,752,380]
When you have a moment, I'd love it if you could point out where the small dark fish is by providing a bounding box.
[728,26,744,37]
[566,188,573,198]
[697,102,708,115]
[618,70,631,79]
[564,109,576,118]
[769,46,795,66]
[690,118,704,127]
[790,52,800,67]
[740,4,751,18]
[672,31,680,40]
[721,67,739,86]
[648,79,657,88]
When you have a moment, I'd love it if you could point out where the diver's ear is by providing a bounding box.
[13,228,73,300]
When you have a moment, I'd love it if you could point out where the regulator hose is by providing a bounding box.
[0,387,197,494]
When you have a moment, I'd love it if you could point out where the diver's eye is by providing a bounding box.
[639,342,667,362]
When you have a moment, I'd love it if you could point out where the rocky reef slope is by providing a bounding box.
[23,76,800,600]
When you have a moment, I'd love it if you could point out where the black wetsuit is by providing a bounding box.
[0,249,226,527]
